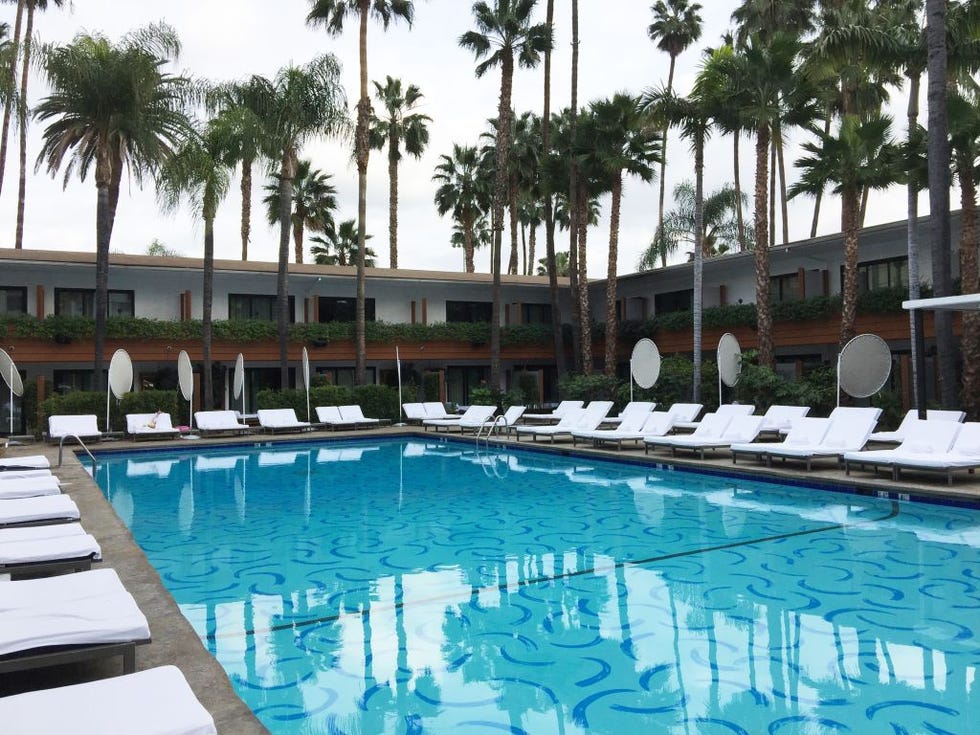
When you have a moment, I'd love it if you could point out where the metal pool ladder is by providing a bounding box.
[58,434,97,467]
[476,415,507,445]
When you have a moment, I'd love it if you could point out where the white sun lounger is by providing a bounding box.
[126,412,180,440]
[601,401,656,425]
[315,405,361,430]
[257,408,312,434]
[730,417,832,465]
[477,405,526,435]
[864,421,980,484]
[523,400,584,422]
[0,494,80,527]
[339,405,380,428]
[758,405,811,433]
[47,414,102,444]
[194,410,250,436]
[868,408,967,443]
[0,455,50,471]
[423,405,497,433]
[843,419,962,480]
[663,403,704,425]
[0,474,61,500]
[673,403,753,431]
[0,522,101,576]
[0,568,151,674]
[644,414,764,460]
[515,401,613,443]
[0,665,217,735]
[423,401,454,419]
[645,412,731,455]
[737,410,881,471]
[0,567,124,611]
[572,410,650,447]
[402,402,426,422]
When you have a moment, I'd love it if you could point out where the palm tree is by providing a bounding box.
[208,79,269,261]
[246,57,347,387]
[307,0,416,386]
[14,0,67,249]
[433,143,490,274]
[536,249,568,276]
[789,114,901,348]
[156,122,233,410]
[369,75,431,269]
[449,217,491,270]
[0,0,24,198]
[587,93,659,378]
[647,0,702,268]
[507,111,541,275]
[460,0,551,389]
[311,219,376,267]
[262,159,337,264]
[34,24,192,391]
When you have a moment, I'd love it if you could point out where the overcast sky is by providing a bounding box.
[1,0,924,276]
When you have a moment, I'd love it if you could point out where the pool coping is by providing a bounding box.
[7,425,979,733]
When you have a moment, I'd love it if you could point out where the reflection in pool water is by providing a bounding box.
[96,439,980,735]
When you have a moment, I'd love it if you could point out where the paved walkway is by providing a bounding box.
[2,425,977,733]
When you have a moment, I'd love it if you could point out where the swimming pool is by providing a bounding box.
[94,438,980,735]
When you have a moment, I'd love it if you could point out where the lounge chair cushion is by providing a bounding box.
[0,495,80,526]
[194,411,248,432]
[48,414,101,441]
[0,455,50,470]
[0,567,123,611]
[0,665,216,735]
[0,475,61,500]
[0,529,101,566]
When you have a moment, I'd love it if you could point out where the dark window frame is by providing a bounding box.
[318,296,376,323]
[0,285,27,316]
[520,302,552,325]
[54,287,134,318]
[850,255,909,293]
[770,272,801,303]
[446,300,493,323]
[653,289,693,315]
[228,293,295,322]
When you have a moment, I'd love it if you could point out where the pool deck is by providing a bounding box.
[2,424,978,733]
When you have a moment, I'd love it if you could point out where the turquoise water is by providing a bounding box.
[94,438,980,735]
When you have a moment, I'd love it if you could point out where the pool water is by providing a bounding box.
[94,438,980,735]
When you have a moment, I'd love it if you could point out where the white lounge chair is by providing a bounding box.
[0,494,80,527]
[843,419,962,480]
[0,665,217,735]
[0,474,61,500]
[423,401,454,419]
[477,405,526,435]
[601,401,656,425]
[0,455,50,471]
[47,414,102,444]
[515,401,614,443]
[315,405,361,430]
[673,403,752,431]
[730,417,832,465]
[256,408,312,434]
[339,405,380,428]
[0,568,150,674]
[868,408,967,443]
[572,410,650,447]
[0,522,101,577]
[523,400,584,422]
[402,402,427,422]
[758,405,811,433]
[645,412,732,456]
[871,421,980,484]
[645,414,764,460]
[423,405,497,433]
[126,412,180,440]
[194,410,249,437]
[740,410,881,471]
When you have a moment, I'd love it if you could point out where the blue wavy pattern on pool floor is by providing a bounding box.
[94,439,980,735]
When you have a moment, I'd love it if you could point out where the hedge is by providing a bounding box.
[254,384,400,422]
[39,389,181,434]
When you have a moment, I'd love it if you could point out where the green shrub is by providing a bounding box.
[255,385,400,421]
[468,387,496,407]
[120,390,181,424]
[516,371,539,405]
[41,391,117,432]
[422,372,440,401]
[352,384,400,421]
[558,373,621,403]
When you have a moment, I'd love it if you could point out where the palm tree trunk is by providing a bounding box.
[657,53,677,268]
[754,124,773,368]
[858,185,869,227]
[520,221,527,276]
[202,211,215,410]
[107,150,122,243]
[809,114,831,237]
[0,0,24,197]
[389,129,399,269]
[463,211,475,273]
[527,222,535,278]
[508,172,519,275]
[733,130,746,251]
[94,170,112,394]
[577,183,591,375]
[14,2,33,250]
[542,0,564,379]
[604,173,623,377]
[354,1,371,386]
[768,136,776,249]
[568,0,583,374]
[774,119,788,244]
[693,136,704,402]
[926,0,956,407]
[905,72,923,411]
[241,157,252,260]
[490,50,515,390]
[839,190,859,348]
[957,152,980,419]
[277,156,294,389]
[293,214,304,264]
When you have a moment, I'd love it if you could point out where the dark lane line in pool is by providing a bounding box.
[209,500,900,641]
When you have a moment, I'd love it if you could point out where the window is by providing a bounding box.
[653,289,692,314]
[54,288,134,317]
[0,286,26,315]
[228,294,295,322]
[53,369,94,393]
[856,256,908,292]
[446,300,492,323]
[318,296,376,322]
[770,273,801,303]
[521,303,552,325]
[316,366,376,388]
